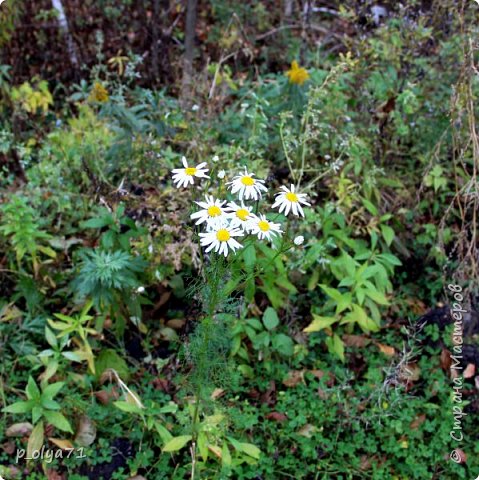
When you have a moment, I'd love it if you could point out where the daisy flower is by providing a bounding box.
[190,195,227,227]
[227,168,268,201]
[171,156,209,188]
[199,221,244,257]
[225,201,257,231]
[248,214,283,242]
[271,184,311,217]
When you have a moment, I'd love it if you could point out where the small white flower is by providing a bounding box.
[199,220,243,257]
[227,168,268,201]
[218,169,226,179]
[192,104,200,111]
[294,235,304,246]
[136,286,145,293]
[225,202,257,231]
[212,155,220,163]
[248,214,283,242]
[171,157,209,188]
[190,195,227,227]
[271,184,311,217]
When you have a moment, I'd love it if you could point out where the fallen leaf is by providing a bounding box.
[297,424,317,438]
[377,343,395,356]
[94,388,119,405]
[74,416,96,447]
[317,387,329,400]
[282,370,304,387]
[463,363,475,379]
[359,455,373,470]
[2,441,16,455]
[46,469,65,480]
[343,335,370,347]
[208,445,222,459]
[6,422,33,437]
[48,438,74,450]
[399,363,420,382]
[210,388,225,400]
[166,318,186,329]
[260,381,276,406]
[309,369,325,380]
[265,412,287,422]
[410,414,426,430]
[440,349,452,371]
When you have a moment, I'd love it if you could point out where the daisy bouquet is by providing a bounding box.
[172,158,310,259]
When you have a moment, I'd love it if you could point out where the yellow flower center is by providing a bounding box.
[241,176,255,186]
[236,209,249,221]
[207,206,222,217]
[216,229,230,242]
[258,220,270,232]
[185,167,197,176]
[286,192,299,203]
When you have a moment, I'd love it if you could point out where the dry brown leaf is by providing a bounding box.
[6,422,33,437]
[46,469,66,480]
[410,414,426,430]
[166,318,186,329]
[343,335,371,347]
[399,363,420,382]
[317,387,329,400]
[2,441,16,455]
[282,370,304,388]
[208,445,222,459]
[297,424,317,438]
[309,369,325,380]
[463,363,475,379]
[210,388,225,400]
[48,438,74,450]
[377,343,395,356]
[440,349,452,371]
[265,412,287,422]
[74,416,97,447]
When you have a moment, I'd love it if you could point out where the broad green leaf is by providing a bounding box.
[162,435,192,452]
[3,400,34,414]
[155,422,173,443]
[380,225,395,246]
[272,334,294,356]
[26,377,41,401]
[113,401,143,415]
[42,382,64,400]
[303,315,337,333]
[198,431,209,461]
[262,307,279,330]
[44,411,73,433]
[237,442,261,460]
